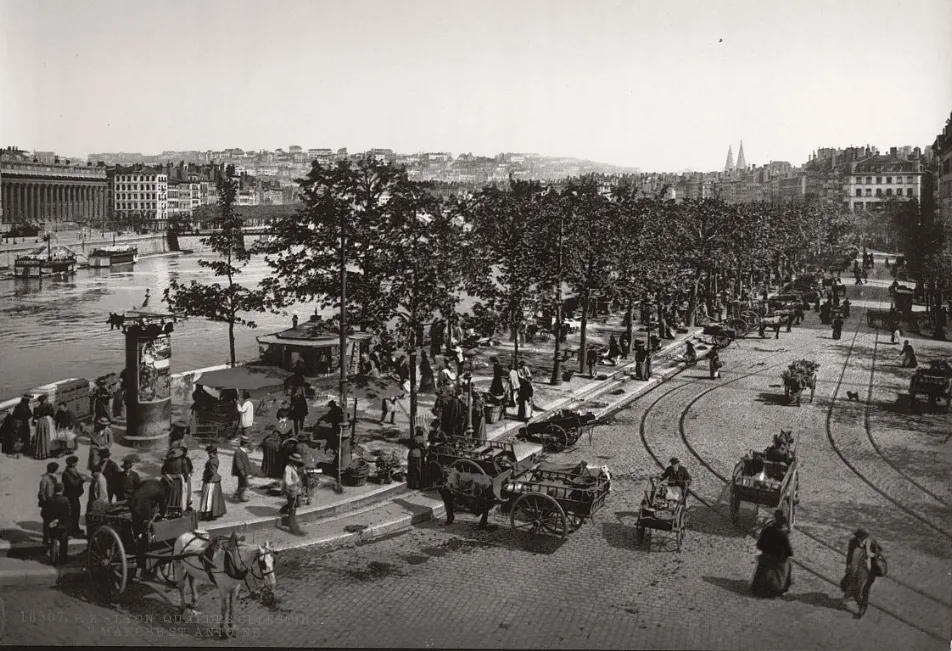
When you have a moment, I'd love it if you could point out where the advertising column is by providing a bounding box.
[123,318,175,442]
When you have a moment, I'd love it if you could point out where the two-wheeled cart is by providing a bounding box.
[729,447,799,528]
[85,506,199,601]
[634,477,688,551]
[516,409,599,451]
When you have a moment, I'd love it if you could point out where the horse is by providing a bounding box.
[128,478,172,579]
[172,531,276,638]
[106,312,126,331]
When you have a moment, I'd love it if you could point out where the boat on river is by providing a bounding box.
[13,242,77,279]
[88,245,138,268]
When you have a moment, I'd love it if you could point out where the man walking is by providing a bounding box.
[236,391,255,439]
[38,462,59,546]
[99,448,122,503]
[41,483,72,565]
[282,452,305,534]
[232,435,253,502]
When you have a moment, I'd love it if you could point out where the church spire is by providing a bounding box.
[736,140,746,170]
[724,146,734,172]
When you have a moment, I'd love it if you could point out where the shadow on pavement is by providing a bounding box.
[755,392,792,407]
[600,521,639,551]
[782,591,852,612]
[684,505,747,539]
[702,575,755,598]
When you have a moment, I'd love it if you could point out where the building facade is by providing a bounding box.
[846,148,923,212]
[112,169,169,228]
[1,147,108,225]
[932,112,952,224]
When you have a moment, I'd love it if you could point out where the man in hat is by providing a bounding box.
[38,462,59,545]
[120,457,142,501]
[232,435,253,502]
[843,527,885,617]
[99,448,122,503]
[282,452,304,533]
[660,457,691,492]
[42,482,73,565]
[62,455,86,536]
[87,464,109,514]
[87,418,112,472]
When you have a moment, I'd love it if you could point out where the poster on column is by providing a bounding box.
[137,336,171,402]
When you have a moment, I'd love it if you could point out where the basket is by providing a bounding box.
[484,405,503,424]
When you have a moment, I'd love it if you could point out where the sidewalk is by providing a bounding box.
[0,329,697,587]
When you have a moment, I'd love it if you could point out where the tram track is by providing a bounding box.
[862,329,952,509]
[630,309,949,641]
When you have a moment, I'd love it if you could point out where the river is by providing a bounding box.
[0,251,325,398]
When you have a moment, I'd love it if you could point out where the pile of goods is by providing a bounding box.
[782,359,819,382]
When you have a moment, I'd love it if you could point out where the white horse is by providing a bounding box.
[171,531,276,638]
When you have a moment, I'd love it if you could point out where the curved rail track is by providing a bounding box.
[627,305,949,641]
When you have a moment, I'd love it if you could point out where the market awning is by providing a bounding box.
[195,365,289,391]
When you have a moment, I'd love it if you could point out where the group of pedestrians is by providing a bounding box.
[1,395,80,460]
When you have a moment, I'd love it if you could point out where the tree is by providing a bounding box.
[463,179,552,367]
[163,166,261,366]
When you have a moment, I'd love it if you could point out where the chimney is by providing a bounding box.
[890,147,897,157]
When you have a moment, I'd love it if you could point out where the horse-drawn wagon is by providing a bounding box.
[425,435,532,487]
[782,359,818,406]
[908,361,952,412]
[85,506,199,600]
[866,309,899,330]
[443,460,612,549]
[729,431,799,527]
[700,323,736,349]
[516,409,598,451]
[634,477,688,551]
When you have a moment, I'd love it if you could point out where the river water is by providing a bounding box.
[0,251,323,398]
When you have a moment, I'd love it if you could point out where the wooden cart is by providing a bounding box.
[909,362,952,412]
[516,409,598,451]
[85,506,199,601]
[635,477,688,551]
[425,435,526,487]
[729,450,799,528]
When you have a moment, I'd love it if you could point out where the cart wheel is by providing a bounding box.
[676,509,685,552]
[715,334,731,348]
[728,319,749,338]
[729,490,740,524]
[543,425,568,453]
[88,525,128,601]
[510,493,567,548]
[448,459,488,499]
[635,525,645,545]
[425,461,444,488]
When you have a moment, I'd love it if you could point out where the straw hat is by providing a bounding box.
[96,417,111,426]
[288,452,304,464]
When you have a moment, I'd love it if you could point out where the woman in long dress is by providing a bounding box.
[751,510,793,598]
[259,428,284,479]
[489,357,506,398]
[841,528,883,618]
[32,395,56,460]
[517,378,534,422]
[198,446,227,520]
[161,447,188,515]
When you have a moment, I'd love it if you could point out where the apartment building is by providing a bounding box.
[932,112,952,224]
[112,168,168,228]
[846,147,924,212]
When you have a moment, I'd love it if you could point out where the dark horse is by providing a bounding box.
[107,312,126,331]
[127,478,172,580]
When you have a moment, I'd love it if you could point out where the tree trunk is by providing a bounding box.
[687,270,701,327]
[578,287,590,374]
[228,319,236,367]
[409,347,418,439]
[624,300,634,350]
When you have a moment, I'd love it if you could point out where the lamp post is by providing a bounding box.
[463,350,476,436]
[336,204,351,488]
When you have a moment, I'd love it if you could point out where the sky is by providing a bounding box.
[2,0,951,172]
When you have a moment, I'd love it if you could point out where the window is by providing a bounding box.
[866,177,872,184]
[855,177,862,185]
[886,188,893,197]
[876,189,883,197]
[886,177,892,183]
[907,188,914,197]
[876,177,882,184]
[907,176,913,183]
[865,188,871,196]
[856,189,863,196]
[896,177,903,184]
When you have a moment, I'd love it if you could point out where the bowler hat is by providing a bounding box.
[166,447,185,459]
[669,457,680,465]
[284,437,299,446]
[205,445,218,454]
[96,417,111,426]
[854,527,869,539]
[66,455,79,465]
[288,452,304,464]
[121,458,135,468]
[99,448,112,457]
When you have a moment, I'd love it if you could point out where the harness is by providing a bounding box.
[178,532,275,593]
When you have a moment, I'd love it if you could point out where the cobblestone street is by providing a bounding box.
[2,271,950,650]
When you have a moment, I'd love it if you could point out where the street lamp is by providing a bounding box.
[463,350,476,436]
[337,202,351,486]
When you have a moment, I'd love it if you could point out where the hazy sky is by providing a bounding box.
[2,0,951,171]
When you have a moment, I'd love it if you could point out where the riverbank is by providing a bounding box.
[0,231,170,269]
